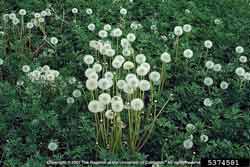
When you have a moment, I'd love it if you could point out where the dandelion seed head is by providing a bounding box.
[160,52,171,63]
[131,98,144,111]
[183,139,193,149]
[204,40,213,49]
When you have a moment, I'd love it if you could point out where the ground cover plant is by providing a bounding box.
[1,0,250,166]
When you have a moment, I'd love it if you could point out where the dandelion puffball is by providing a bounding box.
[84,55,94,65]
[183,139,193,149]
[111,100,124,112]
[104,24,112,31]
[205,60,214,69]
[88,100,105,113]
[120,8,127,15]
[0,58,4,65]
[117,80,126,90]
[235,46,244,54]
[213,64,222,72]
[72,89,82,98]
[149,71,161,83]
[239,56,247,63]
[121,38,130,48]
[22,65,31,73]
[50,37,58,45]
[220,81,229,90]
[174,26,183,36]
[123,61,135,70]
[86,79,98,90]
[98,78,113,90]
[19,9,27,16]
[139,80,151,91]
[127,33,136,42]
[111,28,123,37]
[131,98,144,111]
[183,24,192,32]
[200,134,209,143]
[93,63,102,72]
[136,54,146,64]
[98,30,108,38]
[86,8,93,15]
[48,142,58,151]
[203,77,213,86]
[72,8,78,14]
[235,67,245,76]
[186,123,196,132]
[244,72,250,81]
[88,23,96,31]
[204,40,213,49]
[67,97,75,104]
[183,49,193,58]
[203,98,213,107]
[160,52,171,63]
[136,65,149,76]
[98,93,111,105]
[105,110,114,119]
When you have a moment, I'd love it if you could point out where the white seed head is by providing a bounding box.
[139,80,150,91]
[98,93,111,105]
[136,54,146,64]
[22,65,31,73]
[50,37,58,45]
[48,142,58,151]
[204,40,213,49]
[19,9,27,16]
[105,110,114,119]
[111,28,122,37]
[86,79,98,90]
[88,100,105,113]
[127,33,136,42]
[86,8,93,15]
[205,60,214,69]
[111,100,124,112]
[0,58,3,65]
[160,52,171,63]
[183,139,193,149]
[239,56,247,63]
[123,61,135,70]
[98,78,113,90]
[88,23,96,31]
[244,72,250,81]
[136,65,149,76]
[203,98,213,107]
[213,64,222,72]
[72,89,82,98]
[72,8,78,14]
[149,71,161,83]
[235,67,245,76]
[98,30,108,38]
[104,24,112,31]
[84,55,94,65]
[120,8,127,15]
[93,63,102,73]
[183,24,192,32]
[26,22,34,29]
[220,81,229,90]
[117,80,126,89]
[174,26,183,36]
[235,46,244,54]
[200,134,209,143]
[204,77,213,86]
[183,49,193,59]
[131,98,144,111]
